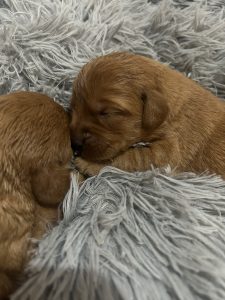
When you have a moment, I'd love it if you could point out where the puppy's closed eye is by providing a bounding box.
[98,109,125,118]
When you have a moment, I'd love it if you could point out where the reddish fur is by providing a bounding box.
[0,92,72,298]
[70,52,225,178]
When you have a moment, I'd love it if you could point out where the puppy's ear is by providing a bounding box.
[141,89,169,130]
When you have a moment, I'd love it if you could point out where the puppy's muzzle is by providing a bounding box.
[71,139,83,156]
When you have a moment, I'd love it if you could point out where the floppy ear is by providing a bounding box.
[141,89,169,130]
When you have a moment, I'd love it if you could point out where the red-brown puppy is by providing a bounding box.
[70,52,225,179]
[0,92,72,298]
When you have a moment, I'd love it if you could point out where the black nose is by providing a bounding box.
[71,139,83,156]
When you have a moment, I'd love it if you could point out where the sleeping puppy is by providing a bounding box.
[70,52,225,178]
[0,92,72,298]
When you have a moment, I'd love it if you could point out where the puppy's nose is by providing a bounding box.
[71,139,83,156]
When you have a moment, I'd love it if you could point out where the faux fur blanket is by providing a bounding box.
[0,0,225,299]
[12,168,225,300]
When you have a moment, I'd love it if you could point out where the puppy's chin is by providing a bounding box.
[80,143,124,162]
[80,147,116,162]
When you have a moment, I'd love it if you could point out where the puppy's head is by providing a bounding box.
[0,92,72,170]
[70,52,169,162]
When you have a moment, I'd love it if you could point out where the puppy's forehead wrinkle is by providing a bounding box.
[98,97,139,113]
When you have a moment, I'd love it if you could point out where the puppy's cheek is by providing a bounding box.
[81,145,110,161]
[81,140,127,161]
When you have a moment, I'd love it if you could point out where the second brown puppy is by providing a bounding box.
[0,92,72,298]
[70,52,225,178]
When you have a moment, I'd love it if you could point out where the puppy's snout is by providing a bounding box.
[71,129,92,156]
[71,139,83,156]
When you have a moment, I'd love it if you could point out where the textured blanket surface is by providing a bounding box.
[12,168,225,300]
[1,0,225,299]
[1,0,225,103]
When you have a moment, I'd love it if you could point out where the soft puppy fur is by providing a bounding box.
[70,52,225,178]
[0,92,72,298]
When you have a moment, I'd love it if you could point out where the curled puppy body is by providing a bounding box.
[70,52,225,178]
[0,92,72,298]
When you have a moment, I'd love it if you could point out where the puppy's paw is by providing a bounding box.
[75,157,106,177]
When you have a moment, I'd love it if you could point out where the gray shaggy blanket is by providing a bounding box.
[0,0,225,299]
[12,168,225,300]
